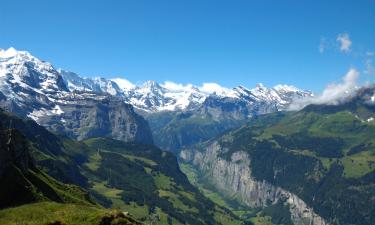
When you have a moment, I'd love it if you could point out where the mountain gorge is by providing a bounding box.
[181,86,375,225]
[0,108,240,224]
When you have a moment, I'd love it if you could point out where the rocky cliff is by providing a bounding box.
[180,141,328,225]
[35,93,153,144]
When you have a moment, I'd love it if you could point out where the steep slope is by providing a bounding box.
[0,109,89,186]
[82,138,241,225]
[0,48,153,144]
[0,202,142,225]
[0,109,242,225]
[0,123,92,208]
[181,86,375,225]
[0,111,142,225]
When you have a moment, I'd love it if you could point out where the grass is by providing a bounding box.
[92,181,123,200]
[154,172,174,190]
[85,153,102,171]
[341,151,375,178]
[0,202,141,225]
[121,202,149,219]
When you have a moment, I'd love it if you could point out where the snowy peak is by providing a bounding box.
[0,47,312,113]
[0,47,19,58]
[63,70,312,112]
[273,84,302,93]
[60,69,122,96]
[0,47,67,93]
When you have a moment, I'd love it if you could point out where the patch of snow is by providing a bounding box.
[274,84,301,93]
[52,105,64,115]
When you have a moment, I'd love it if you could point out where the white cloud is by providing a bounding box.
[160,81,194,92]
[199,82,232,95]
[289,68,360,110]
[336,33,352,53]
[111,78,135,90]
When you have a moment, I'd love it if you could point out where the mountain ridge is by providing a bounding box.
[1,47,313,113]
[0,47,153,144]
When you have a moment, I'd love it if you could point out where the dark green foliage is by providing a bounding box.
[206,99,375,225]
[0,109,88,187]
[84,138,239,225]
[0,110,239,224]
[347,143,369,156]
[273,132,344,157]
[0,165,39,208]
[261,200,293,225]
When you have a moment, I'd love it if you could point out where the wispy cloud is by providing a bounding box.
[319,37,326,53]
[336,33,352,53]
[289,68,360,110]
[199,82,232,95]
[161,81,194,92]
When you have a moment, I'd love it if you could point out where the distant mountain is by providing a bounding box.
[61,68,312,113]
[0,47,312,151]
[181,86,375,225]
[0,47,153,144]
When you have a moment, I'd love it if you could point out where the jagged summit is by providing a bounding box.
[1,47,313,114]
[0,47,153,144]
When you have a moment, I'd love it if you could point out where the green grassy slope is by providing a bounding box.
[0,202,142,225]
[0,114,141,225]
[196,97,375,225]
[0,109,242,225]
[82,138,242,225]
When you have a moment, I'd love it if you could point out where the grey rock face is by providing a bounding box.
[41,94,153,144]
[180,141,328,225]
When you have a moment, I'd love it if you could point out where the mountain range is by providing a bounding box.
[181,86,375,225]
[2,47,374,225]
[0,47,312,114]
[0,47,312,151]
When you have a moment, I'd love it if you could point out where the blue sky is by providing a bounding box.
[1,0,374,91]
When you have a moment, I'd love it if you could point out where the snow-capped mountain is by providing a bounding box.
[61,69,312,113]
[0,47,312,128]
[0,47,153,144]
